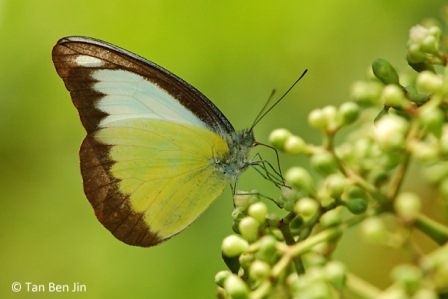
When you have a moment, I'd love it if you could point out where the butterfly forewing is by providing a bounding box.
[52,36,234,135]
[52,36,236,246]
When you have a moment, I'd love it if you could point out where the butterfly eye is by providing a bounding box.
[242,130,255,147]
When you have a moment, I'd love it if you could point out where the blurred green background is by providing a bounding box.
[1,1,446,298]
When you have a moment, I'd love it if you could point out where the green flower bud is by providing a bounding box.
[305,254,327,267]
[233,192,253,210]
[383,151,404,170]
[419,106,444,138]
[422,162,448,184]
[239,253,255,270]
[319,209,342,228]
[283,198,296,212]
[239,216,260,242]
[338,101,360,125]
[350,80,383,105]
[308,108,328,129]
[289,216,304,231]
[391,264,422,294]
[346,186,367,199]
[247,202,268,224]
[372,59,400,85]
[380,84,408,107]
[350,138,371,160]
[258,235,278,262]
[408,25,441,62]
[404,85,428,103]
[368,168,389,186]
[373,114,408,149]
[306,266,326,282]
[284,135,308,155]
[280,185,300,202]
[318,195,336,208]
[416,71,443,92]
[231,207,245,221]
[295,279,333,298]
[310,151,338,174]
[265,213,281,228]
[295,197,319,222]
[224,274,250,299]
[407,60,435,73]
[324,174,347,198]
[409,141,439,162]
[421,26,441,53]
[343,197,368,215]
[360,217,387,244]
[285,167,314,192]
[222,235,249,257]
[286,273,300,292]
[322,105,338,129]
[394,192,421,222]
[269,128,292,151]
[215,271,231,287]
[325,261,347,289]
[249,260,271,281]
[422,249,448,291]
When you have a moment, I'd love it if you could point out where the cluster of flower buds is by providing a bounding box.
[216,20,448,299]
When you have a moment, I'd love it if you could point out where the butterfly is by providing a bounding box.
[52,36,305,247]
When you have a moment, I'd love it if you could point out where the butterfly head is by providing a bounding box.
[215,129,255,179]
[238,128,256,148]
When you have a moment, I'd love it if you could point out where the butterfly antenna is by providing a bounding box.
[250,69,308,130]
[251,89,277,130]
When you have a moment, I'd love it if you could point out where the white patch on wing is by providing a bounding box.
[91,69,207,128]
[75,55,104,67]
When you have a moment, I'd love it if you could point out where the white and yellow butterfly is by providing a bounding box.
[52,36,304,247]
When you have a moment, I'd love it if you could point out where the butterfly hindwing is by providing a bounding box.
[80,119,230,246]
[52,36,236,246]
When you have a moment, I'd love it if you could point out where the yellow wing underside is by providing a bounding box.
[95,118,231,241]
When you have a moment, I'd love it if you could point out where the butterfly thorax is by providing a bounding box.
[214,129,255,180]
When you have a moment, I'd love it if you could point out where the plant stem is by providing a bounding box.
[346,272,381,299]
[278,221,305,274]
[415,213,448,245]
[326,128,390,205]
[250,280,272,299]
[386,120,418,200]
[271,226,343,279]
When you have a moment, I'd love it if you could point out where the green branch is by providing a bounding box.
[415,213,448,245]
